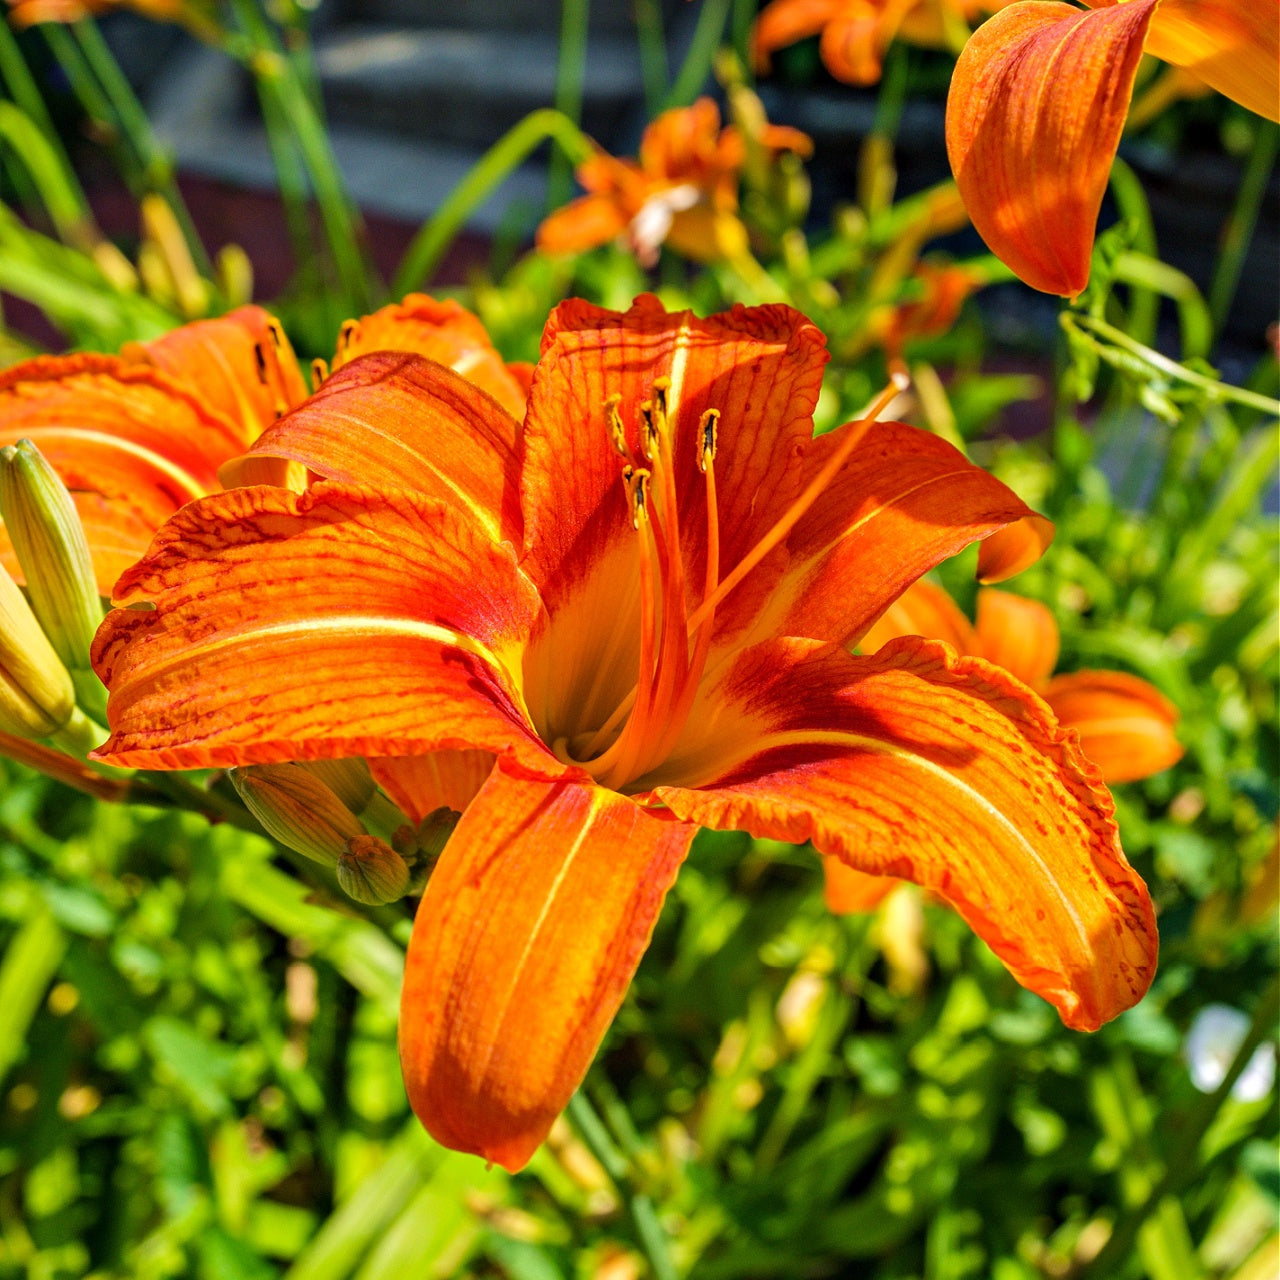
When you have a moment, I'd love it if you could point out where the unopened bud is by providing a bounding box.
[0,562,75,739]
[337,835,411,905]
[230,763,364,864]
[0,440,103,673]
[298,758,376,814]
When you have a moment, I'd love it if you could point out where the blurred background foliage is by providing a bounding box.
[0,0,1276,1276]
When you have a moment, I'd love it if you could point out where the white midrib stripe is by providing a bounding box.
[131,613,518,697]
[716,727,1092,955]
[49,428,211,503]
[478,789,606,1087]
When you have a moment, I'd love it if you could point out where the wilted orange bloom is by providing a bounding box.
[0,295,527,592]
[825,578,1182,911]
[947,0,1280,296]
[753,0,1014,86]
[879,261,985,361]
[90,294,1155,1170]
[537,98,812,266]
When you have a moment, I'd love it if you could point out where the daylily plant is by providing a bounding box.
[536,98,812,266]
[88,295,1156,1171]
[825,577,1183,910]
[0,294,528,593]
[946,0,1280,295]
[753,0,1014,86]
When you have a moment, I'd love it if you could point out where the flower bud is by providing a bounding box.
[0,440,102,674]
[298,758,376,814]
[0,561,75,739]
[337,835,411,905]
[230,763,364,864]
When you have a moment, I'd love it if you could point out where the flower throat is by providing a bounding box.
[552,367,908,791]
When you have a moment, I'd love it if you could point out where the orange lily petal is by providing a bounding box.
[753,0,842,71]
[974,587,1060,688]
[330,294,529,421]
[1044,670,1183,784]
[946,0,1159,296]
[400,767,695,1171]
[1088,0,1280,123]
[523,295,828,632]
[536,193,634,256]
[976,514,1055,583]
[220,353,524,547]
[368,750,496,822]
[90,483,546,772]
[0,355,248,591]
[859,577,980,656]
[650,636,1157,1030]
[764,420,1046,649]
[122,306,309,443]
[819,0,896,84]
[822,858,902,913]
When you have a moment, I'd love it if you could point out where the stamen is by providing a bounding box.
[312,357,330,386]
[604,394,630,460]
[336,319,360,360]
[685,370,909,637]
[698,407,719,473]
[253,342,269,383]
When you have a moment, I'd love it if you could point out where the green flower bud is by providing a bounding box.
[0,440,102,673]
[0,561,75,739]
[230,763,364,864]
[336,835,411,905]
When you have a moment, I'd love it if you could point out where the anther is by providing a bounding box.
[652,377,671,420]
[266,318,288,351]
[253,342,269,383]
[638,400,658,461]
[604,394,630,460]
[312,357,330,386]
[698,408,719,473]
[625,467,651,530]
[336,319,360,358]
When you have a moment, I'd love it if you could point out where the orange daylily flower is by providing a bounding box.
[90,295,1155,1171]
[826,577,1183,910]
[0,295,528,592]
[6,0,220,39]
[753,0,1016,86]
[536,98,812,266]
[946,0,1280,296]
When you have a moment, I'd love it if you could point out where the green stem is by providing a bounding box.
[0,21,64,143]
[548,0,590,211]
[1062,312,1280,416]
[1079,978,1280,1279]
[69,19,212,274]
[1111,252,1212,361]
[1106,157,1159,347]
[1207,120,1278,343]
[392,108,594,296]
[664,0,732,109]
[228,0,375,314]
[567,1092,679,1280]
[48,705,106,759]
[635,0,670,115]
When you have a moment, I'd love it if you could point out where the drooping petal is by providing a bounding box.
[90,482,548,773]
[330,294,530,421]
[760,420,1048,649]
[946,0,1159,296]
[974,588,1060,688]
[822,858,902,914]
[123,306,309,441]
[859,577,980,656]
[976,514,1055,583]
[0,355,249,591]
[536,193,634,256]
[1087,0,1280,123]
[649,636,1157,1030]
[399,767,695,1171]
[1044,670,1183,784]
[819,0,894,85]
[219,353,524,547]
[368,750,496,822]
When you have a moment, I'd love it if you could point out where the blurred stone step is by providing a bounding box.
[313,24,646,150]
[146,43,548,229]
